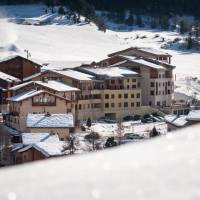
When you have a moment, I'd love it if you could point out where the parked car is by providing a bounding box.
[124,133,145,140]
[123,115,135,122]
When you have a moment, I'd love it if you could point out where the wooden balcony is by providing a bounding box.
[32,102,56,107]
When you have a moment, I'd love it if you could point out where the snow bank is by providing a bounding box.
[0,125,200,200]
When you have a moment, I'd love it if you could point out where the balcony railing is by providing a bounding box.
[32,102,56,106]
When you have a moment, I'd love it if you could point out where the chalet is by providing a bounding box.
[164,115,189,131]
[0,71,21,108]
[0,55,42,81]
[6,90,73,133]
[13,133,66,164]
[186,110,200,125]
[26,113,74,141]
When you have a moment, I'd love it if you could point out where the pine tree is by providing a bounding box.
[86,117,92,128]
[136,15,143,28]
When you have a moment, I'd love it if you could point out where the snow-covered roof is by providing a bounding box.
[22,133,59,145]
[1,125,200,200]
[187,110,200,121]
[23,72,42,81]
[121,55,166,70]
[165,115,188,127]
[0,71,21,83]
[0,55,19,63]
[82,67,138,78]
[53,69,95,81]
[18,133,65,157]
[9,81,34,91]
[137,47,171,56]
[26,113,74,128]
[35,80,80,92]
[7,90,43,102]
[42,60,92,70]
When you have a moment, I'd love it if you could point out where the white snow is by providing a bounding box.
[82,66,138,78]
[1,125,200,199]
[26,113,74,128]
[0,71,21,83]
[53,69,95,81]
[187,110,200,121]
[89,121,167,137]
[7,90,43,102]
[165,115,188,127]
[121,55,167,70]
[35,80,80,92]
[18,132,65,157]
[22,132,59,145]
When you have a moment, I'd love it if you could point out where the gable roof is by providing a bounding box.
[80,66,139,78]
[108,47,172,57]
[35,80,80,92]
[120,55,166,70]
[22,133,59,145]
[165,115,188,127]
[0,55,42,68]
[187,110,200,122]
[50,69,95,81]
[18,133,65,157]
[0,71,21,83]
[26,113,74,128]
[7,90,71,102]
[9,80,80,92]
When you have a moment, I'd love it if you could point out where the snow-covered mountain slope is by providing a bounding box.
[0,125,200,200]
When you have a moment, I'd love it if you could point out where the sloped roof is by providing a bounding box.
[7,90,71,102]
[0,71,21,83]
[7,90,43,102]
[187,110,200,121]
[120,55,166,70]
[81,66,138,78]
[35,80,80,92]
[22,133,59,145]
[18,133,65,157]
[26,113,74,128]
[108,47,171,57]
[52,69,95,81]
[165,115,188,127]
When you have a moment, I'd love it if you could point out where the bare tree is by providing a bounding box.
[117,120,124,145]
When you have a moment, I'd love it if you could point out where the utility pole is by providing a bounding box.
[24,49,31,59]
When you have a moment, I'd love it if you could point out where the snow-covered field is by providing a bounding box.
[0,5,200,98]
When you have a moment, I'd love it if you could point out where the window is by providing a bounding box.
[127,85,130,89]
[136,102,140,107]
[168,90,171,94]
[132,79,136,82]
[149,101,152,106]
[124,102,128,107]
[111,80,115,84]
[118,103,122,107]
[132,85,136,89]
[137,93,140,98]
[157,101,161,106]
[168,82,171,86]
[79,104,82,110]
[124,94,128,99]
[118,94,122,99]
[105,94,109,99]
[105,103,109,108]
[111,94,115,99]
[111,103,115,108]
[131,94,134,98]
[88,104,90,109]
[151,82,155,87]
[127,79,130,83]
[150,91,155,96]
[131,102,134,107]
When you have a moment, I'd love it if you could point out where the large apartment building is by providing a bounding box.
[0,47,176,133]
